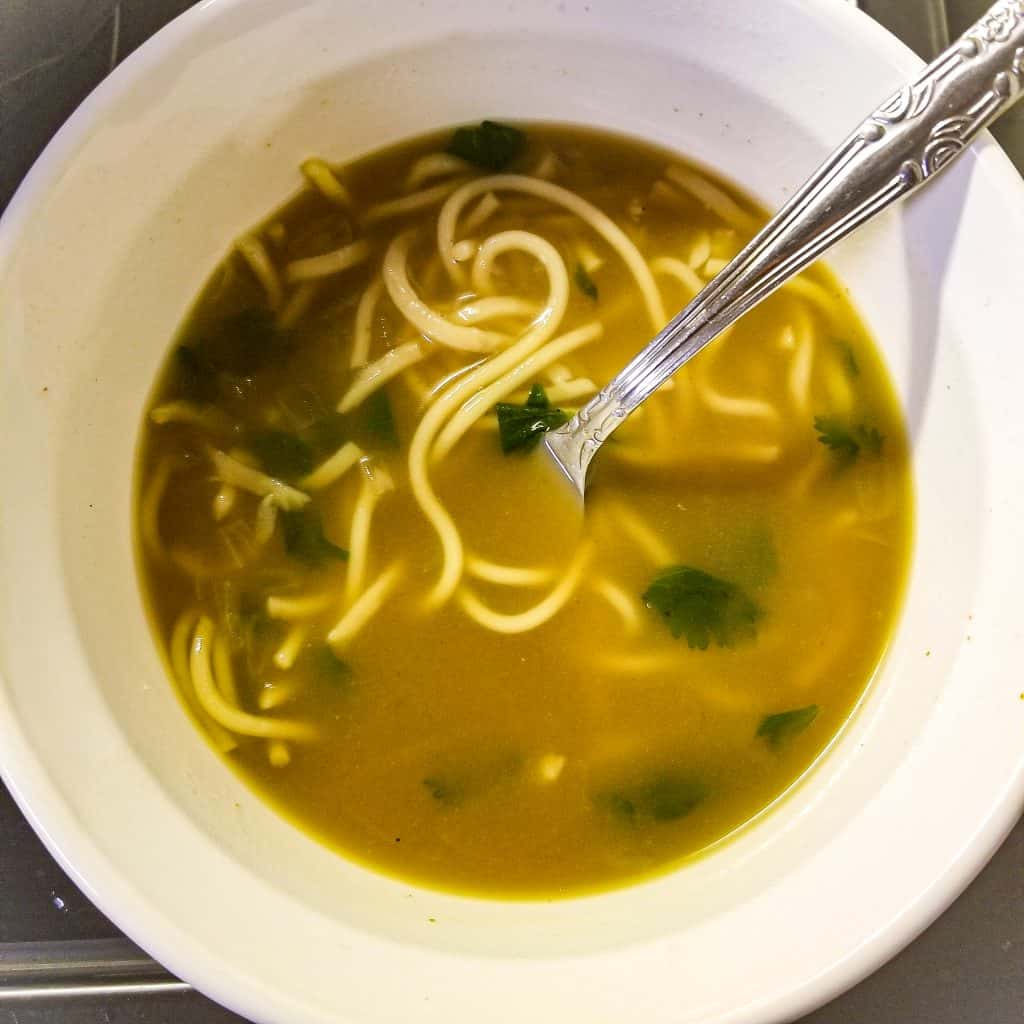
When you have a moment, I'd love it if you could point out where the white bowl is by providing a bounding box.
[2,0,1023,1021]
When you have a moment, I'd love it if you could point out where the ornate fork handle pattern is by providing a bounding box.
[546,0,1024,494]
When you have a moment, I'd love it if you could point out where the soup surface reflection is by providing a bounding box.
[136,123,911,896]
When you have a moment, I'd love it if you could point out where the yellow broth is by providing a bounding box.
[135,124,912,896]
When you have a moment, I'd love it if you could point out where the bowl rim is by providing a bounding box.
[2,1,1023,1022]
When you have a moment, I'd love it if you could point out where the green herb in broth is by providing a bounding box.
[643,566,761,650]
[310,645,352,687]
[757,706,820,748]
[838,340,860,378]
[598,773,709,826]
[135,122,911,897]
[248,430,315,480]
[363,388,399,448]
[280,507,348,565]
[174,345,220,404]
[495,383,569,453]
[813,415,884,463]
[574,263,599,300]
[448,120,526,171]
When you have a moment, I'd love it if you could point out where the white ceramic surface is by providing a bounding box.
[1,1,1022,1022]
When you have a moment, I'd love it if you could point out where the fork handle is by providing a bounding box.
[551,0,1024,487]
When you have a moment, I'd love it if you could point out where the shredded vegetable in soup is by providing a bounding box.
[135,123,911,896]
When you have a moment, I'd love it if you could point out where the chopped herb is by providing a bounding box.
[422,753,521,808]
[856,424,884,454]
[311,645,352,687]
[495,383,569,453]
[203,309,292,376]
[839,341,860,378]
[280,507,348,565]
[364,388,399,448]
[238,591,272,633]
[814,416,885,463]
[574,263,598,300]
[278,387,332,431]
[602,792,637,823]
[598,772,708,825]
[757,705,819,748]
[423,776,462,805]
[448,120,526,171]
[248,430,315,480]
[304,412,348,455]
[643,566,760,649]
[175,345,219,403]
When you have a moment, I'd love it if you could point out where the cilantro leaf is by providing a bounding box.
[855,424,884,454]
[174,345,220,404]
[310,645,352,687]
[203,309,292,375]
[814,416,885,463]
[643,566,760,649]
[364,388,399,448]
[422,776,462,806]
[757,705,819,748]
[574,263,598,300]
[495,383,569,453]
[598,772,708,825]
[839,341,860,378]
[304,412,348,455]
[813,416,859,459]
[248,430,315,480]
[422,753,521,808]
[448,120,526,171]
[279,507,348,565]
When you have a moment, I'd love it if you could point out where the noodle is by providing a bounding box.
[663,165,759,234]
[465,557,555,587]
[285,239,370,284]
[267,591,337,621]
[454,296,538,325]
[235,235,283,309]
[301,158,352,206]
[169,609,237,753]
[433,321,601,460]
[211,483,237,522]
[351,278,385,369]
[457,541,592,634]
[592,577,642,635]
[209,448,310,509]
[140,457,174,556]
[363,180,465,226]
[327,562,403,650]
[273,622,311,671]
[407,233,571,606]
[338,341,429,413]
[150,401,235,435]
[191,616,315,739]
[345,460,395,604]
[405,152,472,191]
[277,281,320,329]
[651,255,704,299]
[301,441,364,492]
[383,232,508,352]
[436,175,666,328]
[461,192,500,233]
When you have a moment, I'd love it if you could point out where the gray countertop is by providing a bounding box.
[1,1,1021,1021]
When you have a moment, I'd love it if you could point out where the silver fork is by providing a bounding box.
[545,0,1024,496]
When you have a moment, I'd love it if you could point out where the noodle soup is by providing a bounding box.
[135,124,911,896]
